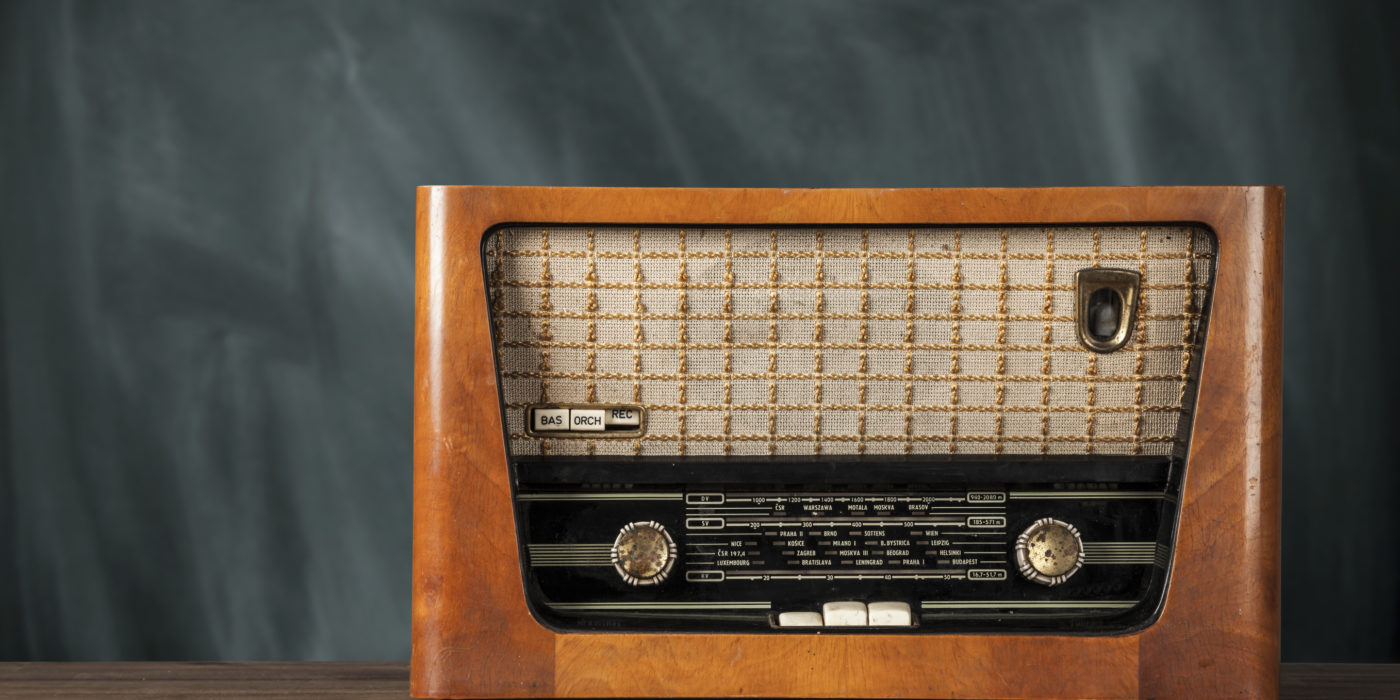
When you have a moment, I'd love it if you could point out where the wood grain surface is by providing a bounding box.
[0,662,407,698]
[0,663,1390,699]
[413,187,1283,698]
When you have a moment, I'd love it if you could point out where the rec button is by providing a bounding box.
[604,407,641,427]
[569,409,606,432]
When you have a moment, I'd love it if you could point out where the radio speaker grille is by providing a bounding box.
[485,226,1215,457]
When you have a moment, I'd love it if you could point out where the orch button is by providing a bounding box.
[568,409,606,431]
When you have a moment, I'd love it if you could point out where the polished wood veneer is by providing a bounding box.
[412,186,1283,698]
[4,663,1387,699]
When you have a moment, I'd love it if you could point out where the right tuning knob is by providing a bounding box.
[1015,517,1085,586]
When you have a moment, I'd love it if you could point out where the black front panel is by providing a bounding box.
[512,456,1178,634]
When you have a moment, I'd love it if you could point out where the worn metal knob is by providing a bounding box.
[611,521,677,586]
[1015,517,1084,586]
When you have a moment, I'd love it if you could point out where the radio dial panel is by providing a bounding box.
[514,456,1180,634]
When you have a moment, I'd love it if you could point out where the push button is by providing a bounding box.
[603,407,641,427]
[868,601,912,626]
[569,409,606,431]
[532,408,570,432]
[777,611,823,627]
[821,601,867,626]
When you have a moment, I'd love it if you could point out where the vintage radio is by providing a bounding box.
[412,187,1281,698]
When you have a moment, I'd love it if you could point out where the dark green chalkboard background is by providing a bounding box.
[2,0,1397,662]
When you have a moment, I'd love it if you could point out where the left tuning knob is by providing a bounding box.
[611,521,677,586]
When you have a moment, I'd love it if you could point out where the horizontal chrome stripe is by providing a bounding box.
[548,602,771,610]
[921,601,1139,609]
[517,492,684,501]
[1008,491,1170,500]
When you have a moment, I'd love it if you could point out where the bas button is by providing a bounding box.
[531,408,570,432]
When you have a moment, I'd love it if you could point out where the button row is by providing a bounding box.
[531,407,641,432]
[777,601,911,628]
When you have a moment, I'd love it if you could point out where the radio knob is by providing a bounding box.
[1014,518,1084,586]
[610,521,677,586]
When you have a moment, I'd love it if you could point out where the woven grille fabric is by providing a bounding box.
[485,226,1215,457]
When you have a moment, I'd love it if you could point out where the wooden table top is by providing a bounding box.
[0,662,1396,699]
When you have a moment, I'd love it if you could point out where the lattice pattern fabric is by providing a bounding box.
[485,226,1215,457]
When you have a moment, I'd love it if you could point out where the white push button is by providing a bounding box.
[821,601,868,626]
[568,409,606,432]
[603,407,641,427]
[532,408,570,432]
[777,611,823,627]
[868,601,912,626]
